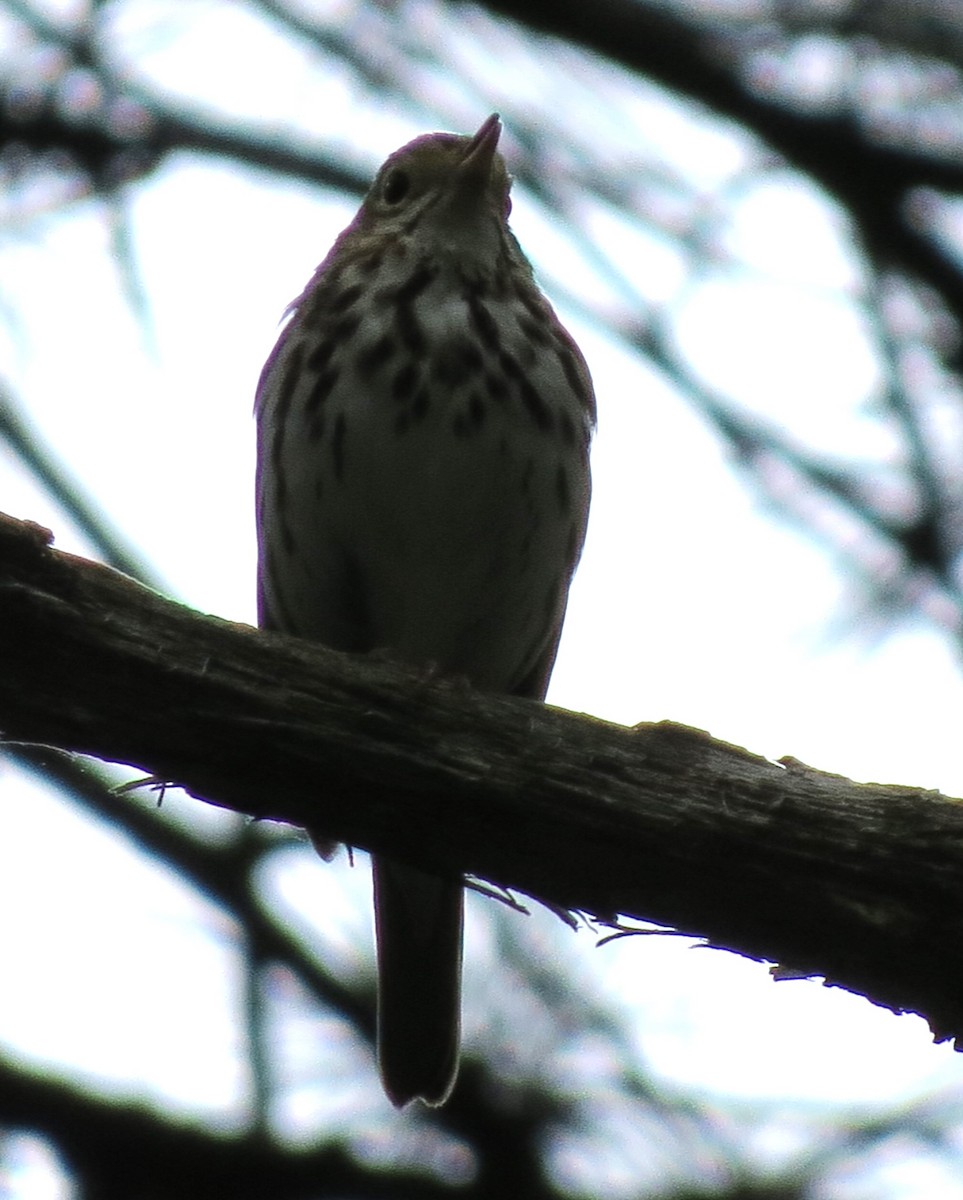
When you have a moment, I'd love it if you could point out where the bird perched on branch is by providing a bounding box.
[256,114,595,1106]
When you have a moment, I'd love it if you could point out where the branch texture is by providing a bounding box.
[2,511,963,1045]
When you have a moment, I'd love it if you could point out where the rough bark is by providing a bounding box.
[2,509,963,1045]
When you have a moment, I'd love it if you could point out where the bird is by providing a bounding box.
[255,113,594,1106]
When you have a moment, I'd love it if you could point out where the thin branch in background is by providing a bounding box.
[0,380,165,586]
[105,191,156,350]
[244,943,273,1135]
[12,744,377,1042]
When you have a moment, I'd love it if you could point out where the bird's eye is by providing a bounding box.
[382,169,411,205]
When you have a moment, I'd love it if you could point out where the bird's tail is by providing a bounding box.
[372,855,464,1107]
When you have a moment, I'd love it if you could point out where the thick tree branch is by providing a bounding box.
[2,510,963,1046]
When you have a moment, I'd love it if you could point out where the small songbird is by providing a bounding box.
[255,114,595,1107]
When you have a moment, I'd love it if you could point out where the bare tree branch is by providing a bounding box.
[0,1048,459,1200]
[2,509,963,1048]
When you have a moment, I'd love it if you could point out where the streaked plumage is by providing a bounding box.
[256,115,594,1106]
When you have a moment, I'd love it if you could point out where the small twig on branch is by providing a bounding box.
[2,509,963,1045]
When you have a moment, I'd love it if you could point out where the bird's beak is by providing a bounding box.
[458,113,502,187]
